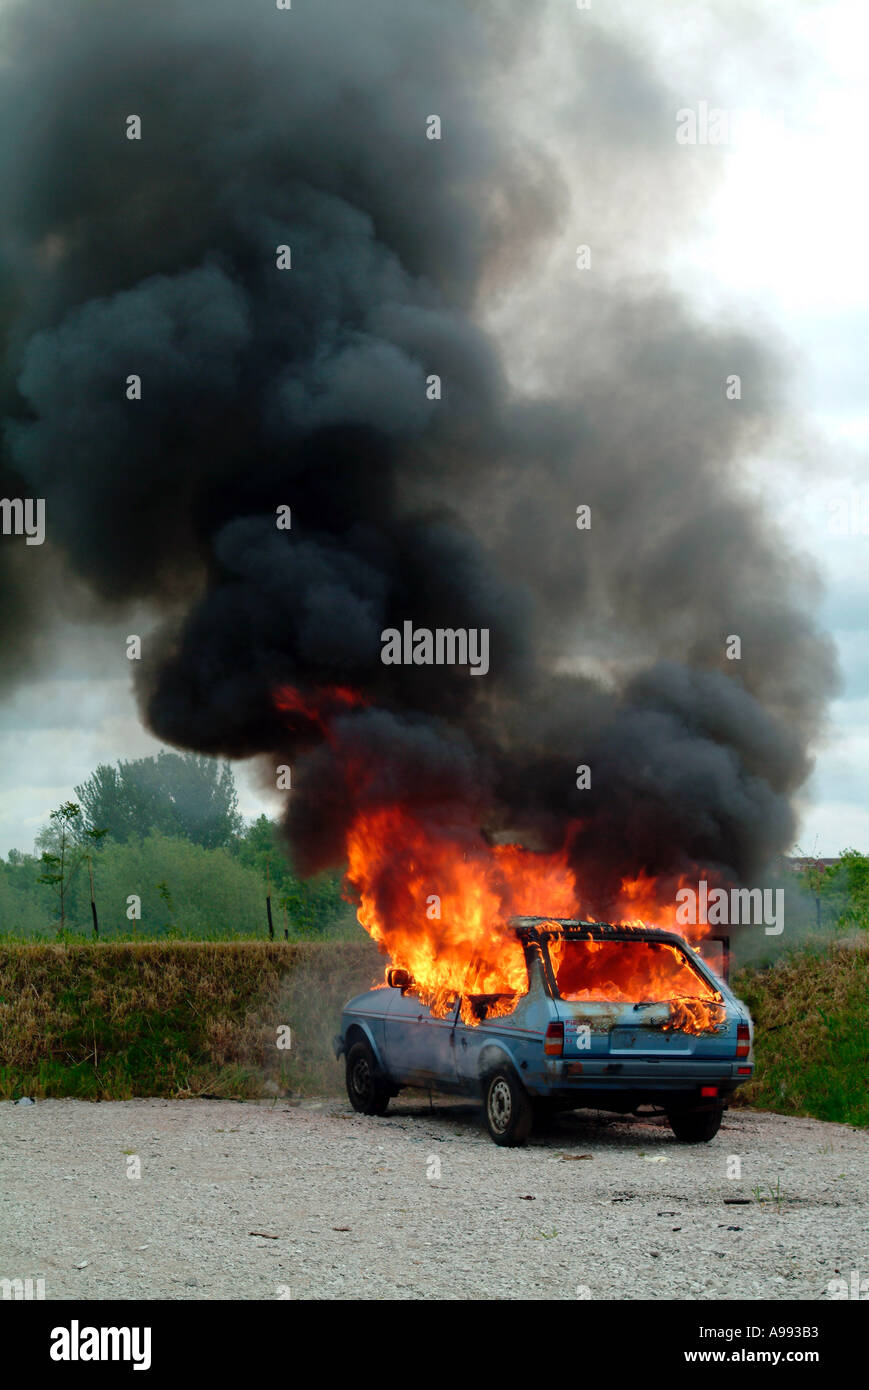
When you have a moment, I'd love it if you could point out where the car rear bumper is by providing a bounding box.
[524,1058,753,1097]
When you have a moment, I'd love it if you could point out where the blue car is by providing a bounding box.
[335,918,754,1145]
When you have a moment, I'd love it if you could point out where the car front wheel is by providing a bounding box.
[345,1040,390,1116]
[667,1101,725,1143]
[483,1065,533,1147]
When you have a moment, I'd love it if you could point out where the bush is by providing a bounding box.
[0,828,358,940]
[733,937,869,1127]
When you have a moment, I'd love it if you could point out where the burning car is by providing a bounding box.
[335,919,753,1146]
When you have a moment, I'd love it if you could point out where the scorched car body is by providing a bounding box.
[335,919,754,1146]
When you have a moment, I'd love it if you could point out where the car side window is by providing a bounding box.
[460,989,525,1025]
[458,947,530,1024]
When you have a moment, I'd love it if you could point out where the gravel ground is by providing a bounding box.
[1,1096,865,1300]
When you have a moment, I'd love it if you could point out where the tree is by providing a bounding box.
[835,849,869,930]
[36,802,106,936]
[234,815,354,936]
[75,752,243,849]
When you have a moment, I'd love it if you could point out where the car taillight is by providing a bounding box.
[544,1021,564,1057]
[736,1022,750,1058]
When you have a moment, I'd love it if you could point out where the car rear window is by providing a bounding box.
[547,936,717,1002]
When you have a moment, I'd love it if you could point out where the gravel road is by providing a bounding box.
[1,1097,865,1300]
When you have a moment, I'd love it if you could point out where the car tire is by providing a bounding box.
[667,1101,725,1143]
[483,1065,533,1147]
[345,1040,390,1117]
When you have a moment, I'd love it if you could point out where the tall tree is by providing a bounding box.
[75,752,243,849]
[36,801,105,935]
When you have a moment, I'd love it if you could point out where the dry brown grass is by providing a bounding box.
[0,940,382,1100]
[732,935,869,1126]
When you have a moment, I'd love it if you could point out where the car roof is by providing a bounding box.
[508,916,682,944]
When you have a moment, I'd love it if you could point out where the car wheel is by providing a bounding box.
[346,1040,390,1116]
[667,1101,725,1143]
[483,1065,533,1146]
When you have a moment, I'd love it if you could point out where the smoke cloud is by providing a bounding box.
[0,0,837,911]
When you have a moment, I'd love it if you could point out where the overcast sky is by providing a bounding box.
[0,0,865,860]
[679,0,869,858]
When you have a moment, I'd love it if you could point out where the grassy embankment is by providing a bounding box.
[732,937,868,1127]
[0,940,380,1101]
[0,937,865,1124]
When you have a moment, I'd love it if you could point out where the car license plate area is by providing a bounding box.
[609,1027,695,1056]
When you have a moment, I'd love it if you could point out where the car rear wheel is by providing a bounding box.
[667,1101,725,1143]
[483,1065,533,1146]
[346,1040,390,1116]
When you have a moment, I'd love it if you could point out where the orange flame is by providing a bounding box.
[346,806,576,1017]
[273,689,722,1034]
[344,806,719,1030]
[617,868,711,938]
[546,934,724,1033]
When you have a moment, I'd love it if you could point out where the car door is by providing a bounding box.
[383,989,460,1087]
[452,981,541,1091]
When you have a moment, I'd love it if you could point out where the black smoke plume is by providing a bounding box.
[0,0,837,911]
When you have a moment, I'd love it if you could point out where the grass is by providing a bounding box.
[0,939,381,1101]
[732,935,869,1127]
[0,934,865,1124]
[751,1177,787,1209]
[0,923,363,944]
